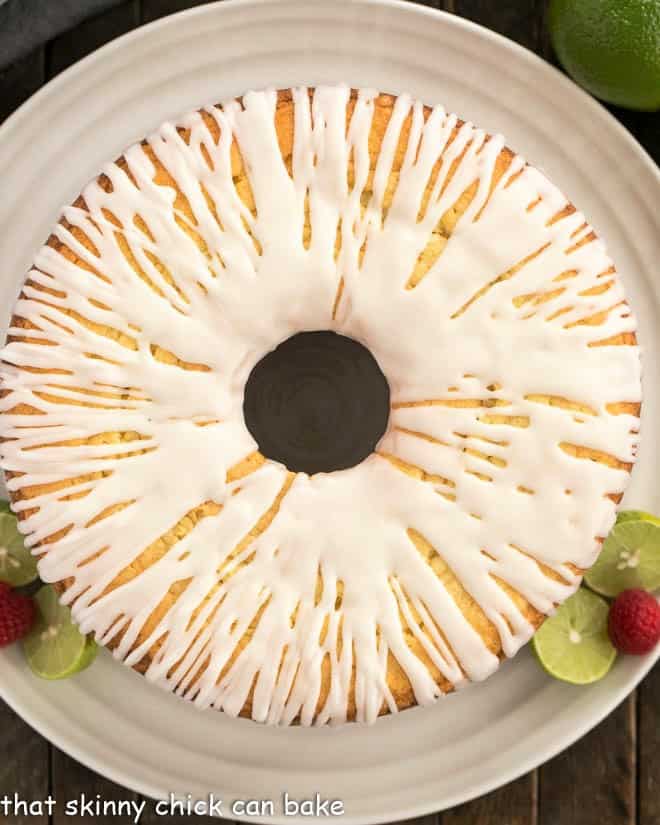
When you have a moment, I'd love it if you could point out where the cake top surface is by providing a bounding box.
[0,85,640,725]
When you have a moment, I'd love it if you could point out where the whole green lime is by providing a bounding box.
[548,0,660,111]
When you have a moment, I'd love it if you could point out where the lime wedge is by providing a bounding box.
[23,585,97,680]
[0,511,38,587]
[0,500,13,515]
[616,509,660,527]
[533,588,616,684]
[585,520,660,598]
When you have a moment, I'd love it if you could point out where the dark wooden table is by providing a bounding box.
[0,2,658,824]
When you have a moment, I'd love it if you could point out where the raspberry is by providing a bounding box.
[0,584,35,647]
[608,589,660,655]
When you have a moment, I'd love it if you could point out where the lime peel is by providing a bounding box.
[616,509,660,527]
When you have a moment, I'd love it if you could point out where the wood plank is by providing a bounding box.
[399,815,440,825]
[603,106,660,166]
[0,49,45,124]
[538,694,635,825]
[638,663,660,825]
[405,0,443,9]
[444,0,545,51]
[141,0,214,24]
[51,746,139,825]
[442,773,536,825]
[536,0,557,64]
[0,701,50,825]
[46,0,140,80]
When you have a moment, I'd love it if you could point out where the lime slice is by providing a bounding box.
[533,588,616,684]
[585,520,660,598]
[616,509,660,527]
[23,585,98,680]
[0,511,38,587]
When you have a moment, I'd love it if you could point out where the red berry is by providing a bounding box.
[0,584,35,647]
[608,589,660,655]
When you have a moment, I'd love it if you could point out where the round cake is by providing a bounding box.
[0,86,641,725]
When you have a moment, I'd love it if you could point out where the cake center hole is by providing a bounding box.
[243,331,390,474]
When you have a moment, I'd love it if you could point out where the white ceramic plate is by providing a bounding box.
[1,1,659,821]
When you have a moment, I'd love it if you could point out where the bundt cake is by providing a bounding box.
[0,86,641,725]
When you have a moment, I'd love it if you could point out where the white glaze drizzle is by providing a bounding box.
[0,86,641,725]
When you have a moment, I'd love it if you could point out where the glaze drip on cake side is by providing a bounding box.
[0,86,640,725]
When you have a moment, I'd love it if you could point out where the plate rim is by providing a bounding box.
[0,1,658,821]
[1,650,657,824]
[2,0,659,184]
